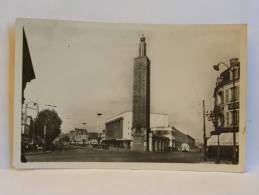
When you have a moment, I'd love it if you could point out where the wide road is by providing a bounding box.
[25,147,203,163]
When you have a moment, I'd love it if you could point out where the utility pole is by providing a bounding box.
[97,113,103,146]
[216,134,220,164]
[203,100,207,161]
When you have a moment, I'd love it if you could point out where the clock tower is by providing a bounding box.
[132,35,151,151]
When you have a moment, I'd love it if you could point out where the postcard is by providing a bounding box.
[13,18,246,171]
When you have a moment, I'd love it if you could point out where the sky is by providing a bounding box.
[22,19,243,142]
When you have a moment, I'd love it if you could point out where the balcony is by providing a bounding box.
[211,127,239,135]
[228,102,239,110]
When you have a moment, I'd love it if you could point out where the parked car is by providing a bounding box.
[181,143,190,152]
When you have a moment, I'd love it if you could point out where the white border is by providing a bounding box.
[13,18,247,172]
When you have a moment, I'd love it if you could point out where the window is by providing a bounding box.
[231,86,239,101]
[226,89,229,103]
[231,110,239,126]
[230,67,239,80]
[239,86,241,100]
[226,112,230,126]
[233,67,239,80]
[217,91,224,105]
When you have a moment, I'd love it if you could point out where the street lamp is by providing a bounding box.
[213,61,229,71]
[212,58,239,164]
[82,122,87,145]
[24,101,39,121]
[24,101,39,142]
[45,104,57,109]
[97,113,103,145]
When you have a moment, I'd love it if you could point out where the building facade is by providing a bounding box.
[104,111,196,152]
[68,128,88,145]
[208,58,240,162]
[172,127,195,151]
[132,35,151,151]
[151,126,174,152]
[75,128,88,145]
[104,111,169,150]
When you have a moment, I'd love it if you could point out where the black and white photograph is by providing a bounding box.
[13,18,246,171]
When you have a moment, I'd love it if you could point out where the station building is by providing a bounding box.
[103,111,194,152]
[104,111,171,150]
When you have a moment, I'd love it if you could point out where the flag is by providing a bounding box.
[22,27,36,104]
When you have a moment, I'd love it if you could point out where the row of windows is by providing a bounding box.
[106,119,123,138]
[231,67,240,80]
[217,86,239,105]
[216,66,240,86]
[225,110,239,127]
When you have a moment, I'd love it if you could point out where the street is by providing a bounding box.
[25,147,203,163]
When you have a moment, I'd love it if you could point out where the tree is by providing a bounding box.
[34,109,62,150]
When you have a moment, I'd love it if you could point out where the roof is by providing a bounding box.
[151,127,173,131]
[105,111,168,122]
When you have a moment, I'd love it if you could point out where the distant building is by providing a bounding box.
[88,132,99,140]
[187,135,195,147]
[172,127,195,151]
[75,128,88,144]
[68,128,88,145]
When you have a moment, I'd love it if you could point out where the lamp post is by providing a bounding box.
[82,122,87,145]
[97,113,103,146]
[24,101,39,124]
[82,122,86,130]
[45,104,57,109]
[24,101,39,142]
[213,59,238,164]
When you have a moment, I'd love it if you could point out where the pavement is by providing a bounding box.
[25,147,204,163]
